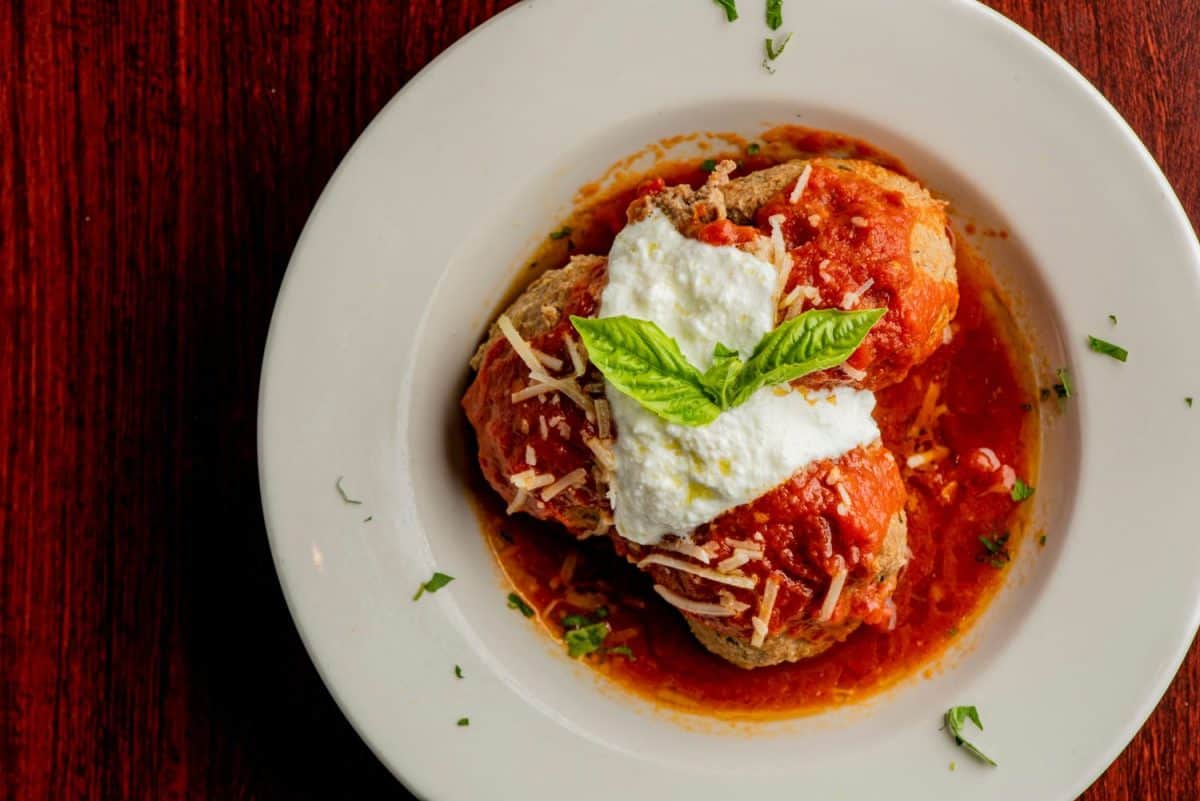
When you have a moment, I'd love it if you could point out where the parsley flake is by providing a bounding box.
[507,592,535,617]
[1087,335,1128,362]
[413,571,455,601]
[335,476,363,505]
[606,645,636,661]
[565,622,610,658]
[764,32,792,61]
[944,706,997,766]
[1010,478,1035,503]
[700,158,718,173]
[977,533,1011,569]
[747,142,761,155]
[549,226,572,241]
[1054,368,1072,400]
[457,717,469,727]
[712,0,738,21]
[454,665,463,679]
[1109,314,1118,325]
[1187,397,1194,408]
[766,0,783,30]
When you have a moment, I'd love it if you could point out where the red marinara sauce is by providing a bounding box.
[465,128,1038,717]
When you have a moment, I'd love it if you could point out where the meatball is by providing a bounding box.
[614,441,908,668]
[631,158,958,390]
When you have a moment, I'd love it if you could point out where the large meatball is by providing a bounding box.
[630,158,958,390]
[615,442,908,668]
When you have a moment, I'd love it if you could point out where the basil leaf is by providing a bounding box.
[728,308,886,406]
[1011,478,1034,502]
[565,622,610,658]
[507,592,535,617]
[944,706,997,766]
[570,316,722,426]
[766,0,783,29]
[413,571,454,601]
[1087,335,1128,362]
[700,343,745,407]
[712,0,738,21]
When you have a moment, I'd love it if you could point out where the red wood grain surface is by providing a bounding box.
[2,1,1197,798]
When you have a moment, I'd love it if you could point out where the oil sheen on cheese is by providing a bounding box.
[599,211,880,545]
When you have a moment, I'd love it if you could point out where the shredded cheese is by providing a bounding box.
[818,560,848,622]
[497,315,543,374]
[718,547,762,573]
[906,446,950,469]
[509,469,556,491]
[565,337,586,377]
[583,435,616,473]
[850,216,868,228]
[505,489,528,515]
[718,590,752,614]
[653,585,736,617]
[750,576,780,648]
[636,554,758,589]
[595,398,612,440]
[840,277,875,309]
[540,468,588,501]
[559,552,578,585]
[724,537,764,551]
[658,539,713,565]
[767,214,793,299]
[842,363,868,382]
[538,415,549,439]
[788,164,813,204]
[532,348,563,371]
[525,444,536,466]
[942,325,954,345]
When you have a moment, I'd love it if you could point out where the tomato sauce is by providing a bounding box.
[466,128,1038,717]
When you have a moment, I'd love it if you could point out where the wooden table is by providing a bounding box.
[3,1,1197,798]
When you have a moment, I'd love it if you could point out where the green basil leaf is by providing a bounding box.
[712,0,738,21]
[766,0,783,29]
[944,706,997,766]
[570,316,722,426]
[413,571,454,601]
[700,343,746,407]
[565,622,610,658]
[728,308,885,405]
[1087,335,1128,362]
[1011,478,1035,502]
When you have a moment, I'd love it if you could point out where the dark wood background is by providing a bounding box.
[2,1,1197,798]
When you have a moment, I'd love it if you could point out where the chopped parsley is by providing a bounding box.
[977,533,1011,569]
[712,0,738,21]
[1187,397,1194,408]
[747,142,761,155]
[946,626,959,638]
[700,158,718,173]
[561,610,611,658]
[1054,367,1072,399]
[1087,335,1128,362]
[766,0,783,30]
[457,717,469,727]
[606,645,636,661]
[335,476,363,505]
[363,515,373,522]
[507,592,535,617]
[549,225,572,241]
[1039,534,1047,547]
[764,32,792,61]
[413,571,455,600]
[454,665,463,679]
[1109,314,1118,325]
[944,706,997,766]
[1010,478,1035,503]
[565,622,610,658]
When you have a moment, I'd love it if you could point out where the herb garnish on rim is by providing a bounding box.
[335,476,362,505]
[507,592,535,617]
[570,308,885,427]
[1010,478,1034,503]
[413,571,454,601]
[1087,335,1128,362]
[944,706,997,766]
[766,0,783,30]
[977,533,1011,569]
[712,0,738,22]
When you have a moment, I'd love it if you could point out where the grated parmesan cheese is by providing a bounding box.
[788,164,813,204]
[636,554,758,589]
[840,277,875,310]
[817,559,848,622]
[653,585,736,617]
[540,468,588,501]
[750,576,780,648]
[525,445,536,466]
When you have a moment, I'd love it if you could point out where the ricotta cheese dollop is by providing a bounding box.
[599,211,880,545]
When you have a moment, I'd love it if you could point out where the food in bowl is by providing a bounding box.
[463,128,1037,713]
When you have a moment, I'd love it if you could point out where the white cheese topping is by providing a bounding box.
[599,211,880,545]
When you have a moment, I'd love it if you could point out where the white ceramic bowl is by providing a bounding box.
[258,1,1200,798]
